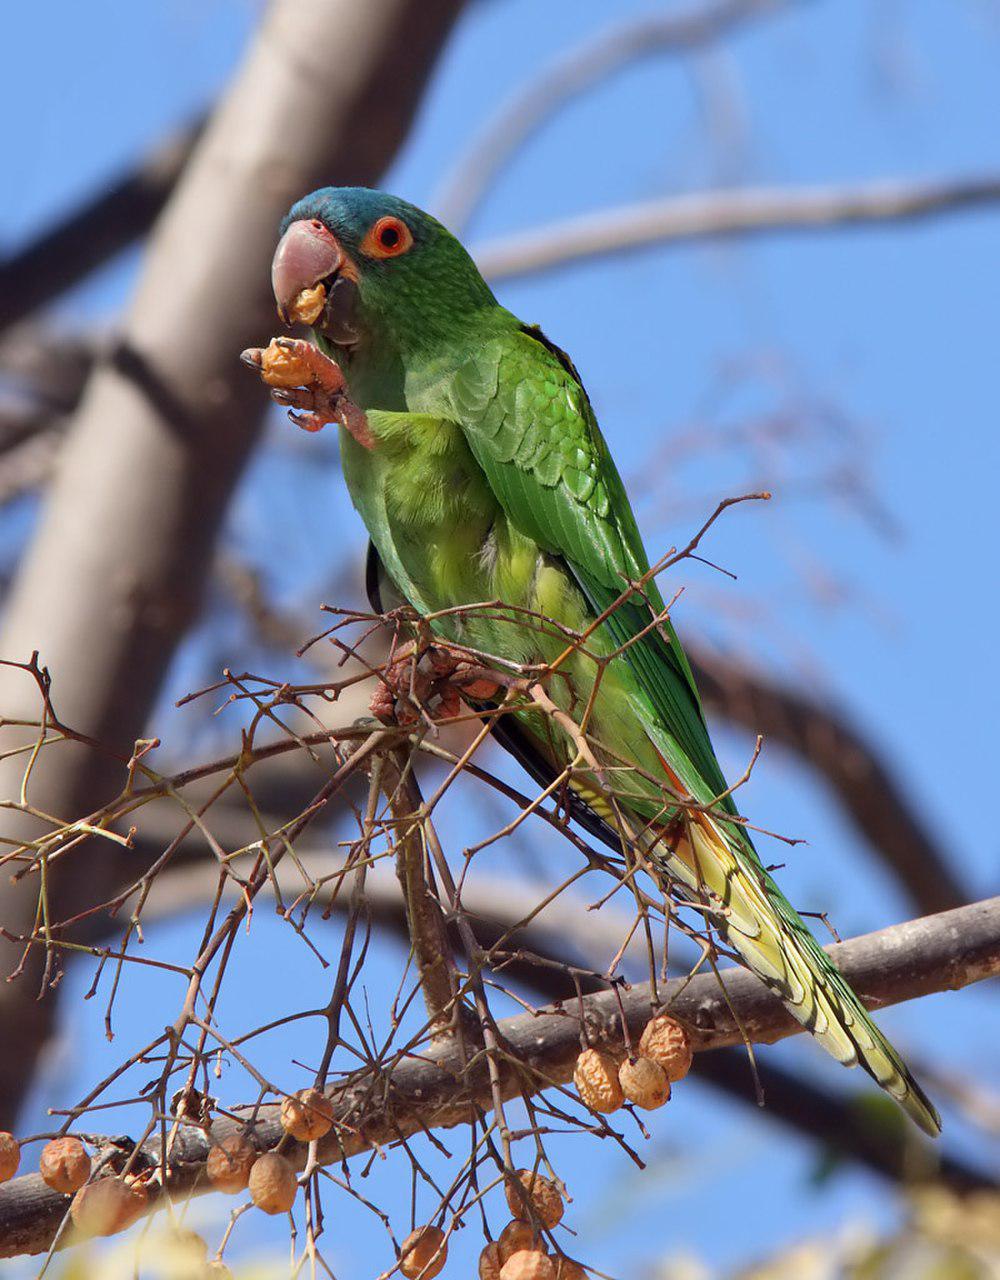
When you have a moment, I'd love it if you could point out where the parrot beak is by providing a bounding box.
[272,219,343,322]
[271,218,361,346]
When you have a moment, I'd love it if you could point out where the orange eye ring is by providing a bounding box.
[360,215,413,260]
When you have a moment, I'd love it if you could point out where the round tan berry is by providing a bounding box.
[206,1135,256,1194]
[499,1218,540,1262]
[479,1241,503,1280]
[280,1088,334,1142]
[618,1056,671,1110]
[248,1153,297,1215]
[573,1047,624,1113]
[0,1132,19,1182]
[70,1177,134,1237]
[400,1224,447,1278]
[554,1258,588,1279]
[39,1137,91,1194]
[500,1250,556,1280]
[638,1014,692,1082]
[504,1169,564,1229]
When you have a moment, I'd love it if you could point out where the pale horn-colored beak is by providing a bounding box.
[271,218,343,323]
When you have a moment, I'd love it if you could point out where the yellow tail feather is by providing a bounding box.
[644,811,940,1136]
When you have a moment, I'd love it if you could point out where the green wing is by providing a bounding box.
[446,326,737,821]
[428,326,940,1136]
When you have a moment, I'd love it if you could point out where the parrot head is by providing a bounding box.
[271,187,496,360]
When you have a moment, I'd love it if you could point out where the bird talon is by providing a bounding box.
[241,336,367,437]
[288,410,327,434]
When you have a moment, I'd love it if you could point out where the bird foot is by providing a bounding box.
[240,337,373,445]
[370,644,501,726]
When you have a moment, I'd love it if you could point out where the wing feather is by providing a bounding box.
[446,328,736,817]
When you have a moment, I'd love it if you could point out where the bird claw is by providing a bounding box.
[370,644,500,725]
[239,337,374,445]
[288,408,328,434]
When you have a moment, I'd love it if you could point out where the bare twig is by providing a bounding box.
[29,839,998,1199]
[177,568,972,917]
[0,894,996,1258]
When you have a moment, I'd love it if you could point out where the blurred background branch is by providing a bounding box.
[433,0,794,230]
[473,175,1000,280]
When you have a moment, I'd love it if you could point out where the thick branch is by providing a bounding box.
[1,896,995,1258]
[81,848,999,1196]
[692,1050,983,1193]
[474,175,1000,280]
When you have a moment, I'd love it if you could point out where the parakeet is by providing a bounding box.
[246,187,939,1135]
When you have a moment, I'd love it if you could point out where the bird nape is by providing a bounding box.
[241,185,940,1137]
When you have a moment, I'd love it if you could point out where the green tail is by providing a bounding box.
[650,816,941,1136]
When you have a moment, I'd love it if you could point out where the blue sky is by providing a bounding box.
[2,1,999,1276]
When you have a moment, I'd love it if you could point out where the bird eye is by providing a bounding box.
[361,215,413,259]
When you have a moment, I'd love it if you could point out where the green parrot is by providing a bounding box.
[245,187,939,1135]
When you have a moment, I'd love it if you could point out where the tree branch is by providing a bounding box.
[1,895,995,1258]
[433,0,789,230]
[689,648,969,913]
[0,0,466,1128]
[52,834,999,1197]
[384,752,462,1040]
[473,175,1000,280]
[691,1050,987,1194]
[0,121,204,335]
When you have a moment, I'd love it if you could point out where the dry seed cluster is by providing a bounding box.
[206,1134,257,1194]
[573,1014,691,1115]
[479,1221,588,1279]
[473,1169,585,1280]
[504,1169,564,1228]
[0,1022,690,1273]
[70,1176,148,1238]
[638,1012,693,1081]
[248,1152,298,1215]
